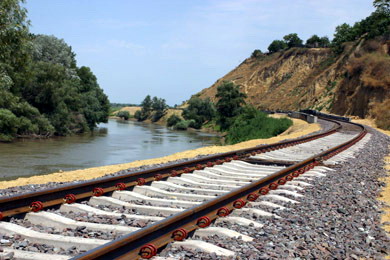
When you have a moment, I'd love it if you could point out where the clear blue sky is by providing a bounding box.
[24,0,375,106]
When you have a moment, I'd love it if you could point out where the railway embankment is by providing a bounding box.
[158,124,390,259]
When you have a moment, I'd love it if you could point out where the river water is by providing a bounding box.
[0,119,219,181]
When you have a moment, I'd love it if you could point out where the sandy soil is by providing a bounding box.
[352,118,390,136]
[117,106,141,115]
[0,117,319,189]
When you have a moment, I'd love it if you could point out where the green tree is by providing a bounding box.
[283,33,303,48]
[167,114,181,127]
[117,111,130,120]
[319,36,331,47]
[0,0,32,101]
[268,40,288,53]
[136,95,152,121]
[215,81,247,130]
[306,35,330,48]
[182,97,216,129]
[374,0,390,11]
[32,34,77,69]
[151,96,168,122]
[251,49,263,58]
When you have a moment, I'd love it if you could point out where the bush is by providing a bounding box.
[182,97,216,129]
[251,49,263,58]
[225,106,293,144]
[174,120,194,130]
[134,110,142,120]
[0,109,19,141]
[117,111,130,120]
[268,40,288,53]
[167,114,181,127]
[151,110,165,122]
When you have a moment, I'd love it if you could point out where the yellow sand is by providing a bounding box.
[352,118,390,136]
[116,106,141,115]
[0,117,319,189]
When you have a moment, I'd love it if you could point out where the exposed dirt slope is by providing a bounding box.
[197,37,390,128]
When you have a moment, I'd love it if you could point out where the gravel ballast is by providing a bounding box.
[160,128,390,259]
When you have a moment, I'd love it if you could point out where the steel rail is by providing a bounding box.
[0,119,340,220]
[73,120,366,259]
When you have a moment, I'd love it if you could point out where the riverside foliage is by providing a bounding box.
[0,0,109,141]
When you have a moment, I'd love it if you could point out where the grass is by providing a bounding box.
[225,108,293,144]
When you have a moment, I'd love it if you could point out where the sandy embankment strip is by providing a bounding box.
[0,117,319,189]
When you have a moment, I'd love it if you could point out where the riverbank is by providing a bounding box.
[0,117,319,189]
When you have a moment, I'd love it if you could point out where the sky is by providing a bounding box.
[24,0,375,106]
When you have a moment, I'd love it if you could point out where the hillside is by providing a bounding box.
[197,37,390,128]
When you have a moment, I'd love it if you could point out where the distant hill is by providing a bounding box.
[196,36,389,129]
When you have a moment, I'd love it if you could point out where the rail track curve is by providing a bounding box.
[0,112,367,259]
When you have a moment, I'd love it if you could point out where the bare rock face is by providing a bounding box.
[197,38,390,121]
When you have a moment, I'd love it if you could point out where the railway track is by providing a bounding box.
[0,114,368,259]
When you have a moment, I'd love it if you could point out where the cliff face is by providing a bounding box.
[197,37,390,125]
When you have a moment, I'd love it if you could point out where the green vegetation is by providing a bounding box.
[216,81,247,130]
[182,97,216,129]
[255,1,389,56]
[135,95,168,122]
[117,111,130,120]
[174,120,194,130]
[306,35,330,48]
[0,0,109,141]
[225,107,292,145]
[283,33,303,48]
[251,49,263,58]
[151,96,168,122]
[267,40,288,53]
[167,114,181,127]
[332,2,390,53]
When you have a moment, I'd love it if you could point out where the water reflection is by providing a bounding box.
[0,119,219,180]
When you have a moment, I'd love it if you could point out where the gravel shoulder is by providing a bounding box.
[160,126,390,259]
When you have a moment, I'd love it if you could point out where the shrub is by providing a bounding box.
[0,109,19,141]
[182,97,216,129]
[268,40,288,53]
[117,111,130,120]
[151,110,165,122]
[174,120,194,130]
[225,106,293,144]
[251,49,263,58]
[134,110,142,120]
[167,114,181,127]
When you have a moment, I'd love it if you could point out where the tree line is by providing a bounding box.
[251,0,389,56]
[167,81,292,144]
[0,0,109,141]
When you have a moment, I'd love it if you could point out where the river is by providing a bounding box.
[0,119,219,181]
